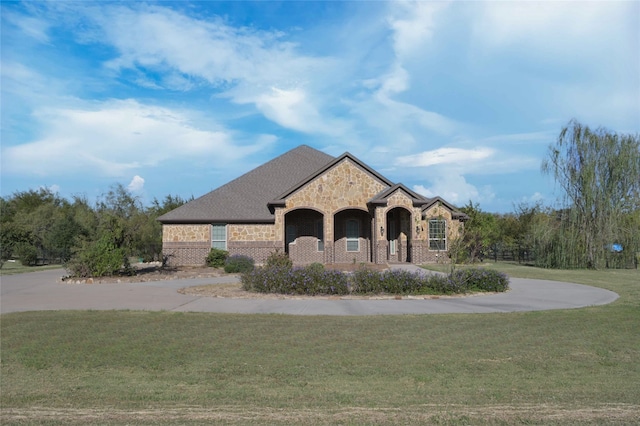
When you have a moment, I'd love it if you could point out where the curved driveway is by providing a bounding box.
[0,267,618,316]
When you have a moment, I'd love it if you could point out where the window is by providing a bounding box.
[316,220,324,251]
[286,225,297,246]
[429,219,446,251]
[346,219,359,252]
[389,220,396,255]
[211,224,227,250]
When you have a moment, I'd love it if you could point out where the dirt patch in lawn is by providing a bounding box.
[3,404,639,424]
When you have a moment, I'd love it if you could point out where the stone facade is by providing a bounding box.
[277,158,388,265]
[163,224,210,242]
[162,225,211,266]
[161,154,465,267]
[228,224,276,241]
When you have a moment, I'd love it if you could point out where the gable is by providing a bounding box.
[369,183,429,207]
[421,197,469,221]
[387,189,417,209]
[279,156,390,212]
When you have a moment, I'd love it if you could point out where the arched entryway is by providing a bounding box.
[386,207,412,263]
[333,208,372,263]
[284,208,325,264]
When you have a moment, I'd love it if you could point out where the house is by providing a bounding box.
[158,145,468,266]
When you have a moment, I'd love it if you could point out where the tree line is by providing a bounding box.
[1,120,638,273]
[458,120,639,269]
[0,184,190,275]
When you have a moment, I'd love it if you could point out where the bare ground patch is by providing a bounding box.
[61,264,227,284]
[3,404,639,424]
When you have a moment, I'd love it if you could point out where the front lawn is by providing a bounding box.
[1,263,639,424]
[0,261,63,276]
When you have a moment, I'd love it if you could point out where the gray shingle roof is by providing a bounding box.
[158,144,468,224]
[158,145,335,223]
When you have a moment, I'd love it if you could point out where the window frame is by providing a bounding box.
[389,220,397,255]
[316,220,324,252]
[211,223,227,250]
[286,224,297,246]
[428,219,446,251]
[346,219,360,252]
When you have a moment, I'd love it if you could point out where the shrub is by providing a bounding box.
[265,250,293,269]
[241,264,349,295]
[224,254,255,273]
[288,266,349,295]
[242,264,508,296]
[351,266,385,293]
[449,268,509,293]
[241,265,290,293]
[307,262,325,273]
[265,250,292,269]
[206,248,228,268]
[67,235,124,277]
[16,243,38,266]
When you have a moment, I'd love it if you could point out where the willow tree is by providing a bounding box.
[541,119,640,269]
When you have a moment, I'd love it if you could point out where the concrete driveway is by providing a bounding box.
[0,267,618,316]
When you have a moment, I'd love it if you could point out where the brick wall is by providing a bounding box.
[333,236,371,263]
[163,242,210,266]
[228,240,283,264]
[289,236,324,265]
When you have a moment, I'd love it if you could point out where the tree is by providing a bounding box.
[460,201,499,263]
[136,194,192,262]
[541,119,640,268]
[1,188,66,265]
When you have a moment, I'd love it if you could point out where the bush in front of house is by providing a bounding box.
[351,268,451,295]
[243,264,509,296]
[206,248,228,268]
[224,254,255,273]
[449,268,509,293]
[241,264,349,295]
[265,250,293,269]
[241,265,290,293]
[66,235,125,278]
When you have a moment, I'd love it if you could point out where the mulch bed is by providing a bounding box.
[62,263,389,284]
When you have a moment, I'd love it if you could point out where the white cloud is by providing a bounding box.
[473,2,633,55]
[250,87,338,135]
[1,99,267,178]
[470,1,639,131]
[345,0,459,154]
[521,192,544,205]
[387,0,447,60]
[127,175,145,193]
[3,11,51,43]
[396,147,494,168]
[413,174,494,206]
[86,4,339,135]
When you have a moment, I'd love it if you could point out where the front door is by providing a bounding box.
[386,207,411,263]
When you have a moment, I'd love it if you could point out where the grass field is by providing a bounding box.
[0,261,63,276]
[1,263,639,424]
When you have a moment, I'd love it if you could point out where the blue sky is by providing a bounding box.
[2,1,638,213]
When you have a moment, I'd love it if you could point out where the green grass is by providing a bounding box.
[1,263,639,425]
[0,261,63,276]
